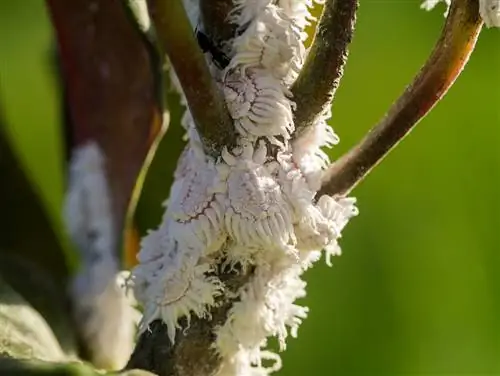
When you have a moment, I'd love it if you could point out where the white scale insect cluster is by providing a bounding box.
[58,0,498,374]
[421,0,500,27]
[130,1,357,375]
[64,142,139,370]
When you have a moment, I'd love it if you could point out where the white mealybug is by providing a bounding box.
[222,68,294,146]
[130,146,226,343]
[229,5,304,82]
[166,147,227,255]
[64,141,138,370]
[132,226,224,343]
[219,140,297,259]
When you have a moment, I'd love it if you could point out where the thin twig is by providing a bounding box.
[319,0,483,197]
[291,0,359,138]
[146,0,237,158]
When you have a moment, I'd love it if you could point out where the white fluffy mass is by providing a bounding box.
[130,0,358,375]
[64,142,139,370]
[421,0,500,28]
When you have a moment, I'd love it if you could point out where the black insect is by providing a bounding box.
[195,29,231,70]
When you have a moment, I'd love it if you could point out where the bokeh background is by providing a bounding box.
[1,0,499,374]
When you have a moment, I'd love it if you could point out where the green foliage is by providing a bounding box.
[0,259,154,374]
[0,274,68,362]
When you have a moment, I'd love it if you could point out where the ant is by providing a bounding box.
[195,29,231,70]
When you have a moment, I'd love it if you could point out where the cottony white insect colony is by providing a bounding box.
[130,0,357,375]
[61,0,498,374]
[127,0,499,375]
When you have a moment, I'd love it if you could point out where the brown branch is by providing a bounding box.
[291,0,358,138]
[146,0,237,158]
[319,0,484,198]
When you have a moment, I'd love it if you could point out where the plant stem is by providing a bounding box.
[319,0,483,197]
[146,0,237,158]
[291,0,359,138]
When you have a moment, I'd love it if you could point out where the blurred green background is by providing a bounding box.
[0,0,499,374]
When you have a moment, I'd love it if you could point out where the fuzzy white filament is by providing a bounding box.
[421,0,500,28]
[420,0,451,16]
[64,141,138,370]
[129,0,357,375]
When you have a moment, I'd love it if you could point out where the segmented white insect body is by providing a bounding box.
[219,140,297,258]
[230,6,303,81]
[275,151,354,256]
[166,148,227,255]
[223,68,294,145]
[64,141,138,370]
[278,0,317,36]
[131,144,228,343]
[133,226,223,343]
[132,226,174,305]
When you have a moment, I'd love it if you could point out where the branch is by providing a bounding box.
[319,0,484,198]
[291,0,358,138]
[199,0,359,141]
[146,0,237,157]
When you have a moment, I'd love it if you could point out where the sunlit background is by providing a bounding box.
[0,0,499,374]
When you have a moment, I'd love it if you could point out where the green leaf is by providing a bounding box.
[0,274,68,362]
[0,357,156,376]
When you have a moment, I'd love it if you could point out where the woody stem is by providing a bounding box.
[319,0,483,197]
